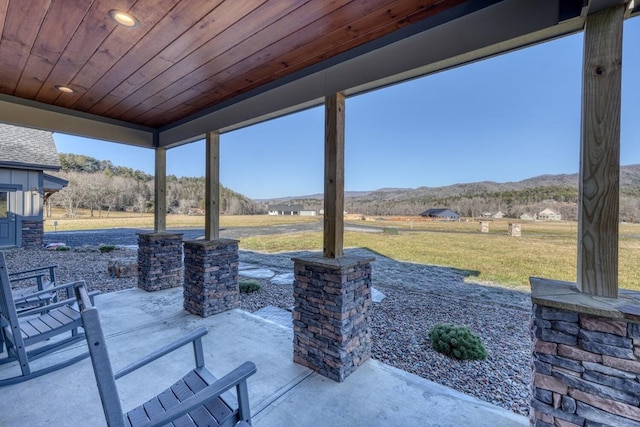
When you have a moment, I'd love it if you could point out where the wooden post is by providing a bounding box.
[323,93,345,258]
[577,5,624,298]
[205,131,220,241]
[154,147,166,233]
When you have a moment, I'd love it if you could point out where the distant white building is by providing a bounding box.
[492,211,505,219]
[520,213,535,221]
[538,208,561,221]
[267,204,304,215]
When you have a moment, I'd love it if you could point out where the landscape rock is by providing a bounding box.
[107,258,138,278]
[239,268,275,279]
[270,272,294,285]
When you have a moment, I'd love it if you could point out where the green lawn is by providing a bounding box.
[44,208,318,231]
[241,220,640,291]
[45,210,640,291]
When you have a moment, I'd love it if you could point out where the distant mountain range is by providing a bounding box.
[256,164,640,221]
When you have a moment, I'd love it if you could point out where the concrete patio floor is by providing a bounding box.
[0,287,528,426]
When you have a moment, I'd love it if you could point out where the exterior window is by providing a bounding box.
[0,192,7,218]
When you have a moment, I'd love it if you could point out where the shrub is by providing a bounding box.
[429,323,487,361]
[99,244,116,253]
[55,245,71,251]
[239,279,261,293]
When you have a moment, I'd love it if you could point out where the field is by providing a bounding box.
[44,209,640,291]
[43,208,318,231]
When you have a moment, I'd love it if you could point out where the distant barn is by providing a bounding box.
[419,208,460,221]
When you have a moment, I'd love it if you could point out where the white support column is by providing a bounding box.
[154,147,167,233]
[205,131,220,241]
[577,5,624,298]
[323,93,345,259]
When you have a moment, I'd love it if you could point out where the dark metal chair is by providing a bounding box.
[74,281,257,427]
[0,252,96,386]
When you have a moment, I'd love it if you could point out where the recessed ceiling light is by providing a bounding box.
[55,85,75,94]
[108,10,139,28]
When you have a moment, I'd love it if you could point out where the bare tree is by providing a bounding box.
[51,171,85,217]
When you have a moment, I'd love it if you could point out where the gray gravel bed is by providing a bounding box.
[5,243,533,417]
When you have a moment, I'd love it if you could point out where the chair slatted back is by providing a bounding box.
[75,283,125,427]
[0,252,21,332]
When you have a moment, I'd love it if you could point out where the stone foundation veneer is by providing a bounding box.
[531,277,640,427]
[292,254,374,382]
[21,220,43,248]
[183,239,239,318]
[137,233,183,291]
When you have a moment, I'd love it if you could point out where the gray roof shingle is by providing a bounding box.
[0,123,60,171]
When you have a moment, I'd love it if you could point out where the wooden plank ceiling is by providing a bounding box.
[0,0,464,130]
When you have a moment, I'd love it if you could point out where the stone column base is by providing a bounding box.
[531,277,640,427]
[137,233,183,291]
[21,220,43,248]
[183,239,239,318]
[293,254,374,382]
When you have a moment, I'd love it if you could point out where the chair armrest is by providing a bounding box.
[16,281,82,300]
[9,272,47,284]
[12,276,53,300]
[143,362,257,427]
[17,284,100,317]
[8,265,57,278]
[114,327,208,379]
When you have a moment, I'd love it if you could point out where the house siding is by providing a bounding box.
[0,168,43,217]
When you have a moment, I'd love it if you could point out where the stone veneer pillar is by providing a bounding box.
[137,233,183,291]
[183,239,239,318]
[530,277,640,427]
[21,220,43,248]
[292,254,374,382]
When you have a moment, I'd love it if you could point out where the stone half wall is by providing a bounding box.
[21,220,43,248]
[292,254,374,382]
[531,277,640,427]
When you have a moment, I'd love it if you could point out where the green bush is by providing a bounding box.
[99,244,116,253]
[55,245,71,251]
[429,323,487,361]
[239,279,261,293]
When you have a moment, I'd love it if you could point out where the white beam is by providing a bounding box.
[0,94,154,147]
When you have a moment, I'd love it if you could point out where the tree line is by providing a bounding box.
[277,185,640,222]
[49,153,265,217]
[52,154,640,222]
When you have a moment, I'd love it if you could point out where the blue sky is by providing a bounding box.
[54,19,640,200]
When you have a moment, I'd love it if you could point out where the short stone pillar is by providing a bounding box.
[508,223,521,237]
[479,221,490,233]
[137,233,183,291]
[183,239,240,318]
[530,277,640,427]
[21,220,43,248]
[292,254,374,382]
